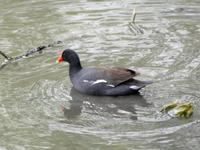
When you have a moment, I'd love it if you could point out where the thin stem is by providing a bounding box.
[0,51,12,60]
[0,41,62,71]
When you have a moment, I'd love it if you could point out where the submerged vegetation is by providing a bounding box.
[161,101,193,118]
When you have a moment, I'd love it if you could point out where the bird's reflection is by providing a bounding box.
[62,88,151,120]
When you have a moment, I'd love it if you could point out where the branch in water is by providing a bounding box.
[129,8,144,34]
[0,40,62,70]
[131,8,136,23]
[0,51,12,60]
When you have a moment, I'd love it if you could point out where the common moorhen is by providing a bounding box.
[57,49,152,96]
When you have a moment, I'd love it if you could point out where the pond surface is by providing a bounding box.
[0,0,200,149]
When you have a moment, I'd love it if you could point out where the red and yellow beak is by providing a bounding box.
[57,56,63,63]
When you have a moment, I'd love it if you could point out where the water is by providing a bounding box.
[0,0,200,149]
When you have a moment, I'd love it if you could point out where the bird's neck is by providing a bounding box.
[69,60,82,78]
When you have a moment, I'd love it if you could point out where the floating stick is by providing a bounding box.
[0,40,62,70]
[131,8,136,23]
[129,8,144,34]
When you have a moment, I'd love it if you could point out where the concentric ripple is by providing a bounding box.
[0,0,200,149]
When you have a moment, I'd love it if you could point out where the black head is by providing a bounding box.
[57,49,82,68]
[57,49,78,63]
[63,49,79,62]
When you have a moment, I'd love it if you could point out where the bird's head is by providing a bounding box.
[57,49,79,64]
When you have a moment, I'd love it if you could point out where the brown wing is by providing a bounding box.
[102,67,138,86]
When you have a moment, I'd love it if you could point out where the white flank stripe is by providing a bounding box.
[92,79,107,85]
[129,85,139,90]
[107,84,115,87]
[83,80,89,83]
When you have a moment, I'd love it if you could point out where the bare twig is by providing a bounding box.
[129,8,144,34]
[0,40,62,70]
[131,8,136,23]
[0,51,12,60]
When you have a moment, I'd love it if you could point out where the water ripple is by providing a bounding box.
[1,0,200,149]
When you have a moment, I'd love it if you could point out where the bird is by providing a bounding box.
[57,49,152,96]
